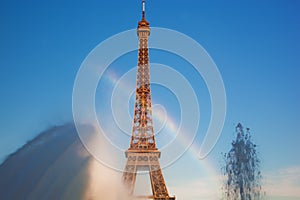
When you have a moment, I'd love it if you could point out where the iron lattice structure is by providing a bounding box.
[122,1,175,199]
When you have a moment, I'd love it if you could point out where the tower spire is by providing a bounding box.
[142,0,145,19]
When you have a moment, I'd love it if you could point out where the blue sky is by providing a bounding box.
[1,0,300,199]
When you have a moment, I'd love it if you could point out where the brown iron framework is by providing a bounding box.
[122,1,175,199]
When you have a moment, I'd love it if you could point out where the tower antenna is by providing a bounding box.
[142,0,145,19]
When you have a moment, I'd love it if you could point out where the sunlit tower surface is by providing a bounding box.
[122,1,175,199]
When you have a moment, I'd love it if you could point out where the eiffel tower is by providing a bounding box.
[122,1,175,200]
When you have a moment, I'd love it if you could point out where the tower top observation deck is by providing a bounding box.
[138,0,150,28]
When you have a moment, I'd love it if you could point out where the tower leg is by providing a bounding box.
[123,162,137,195]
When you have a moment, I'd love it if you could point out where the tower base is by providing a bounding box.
[132,195,176,200]
[123,150,175,200]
